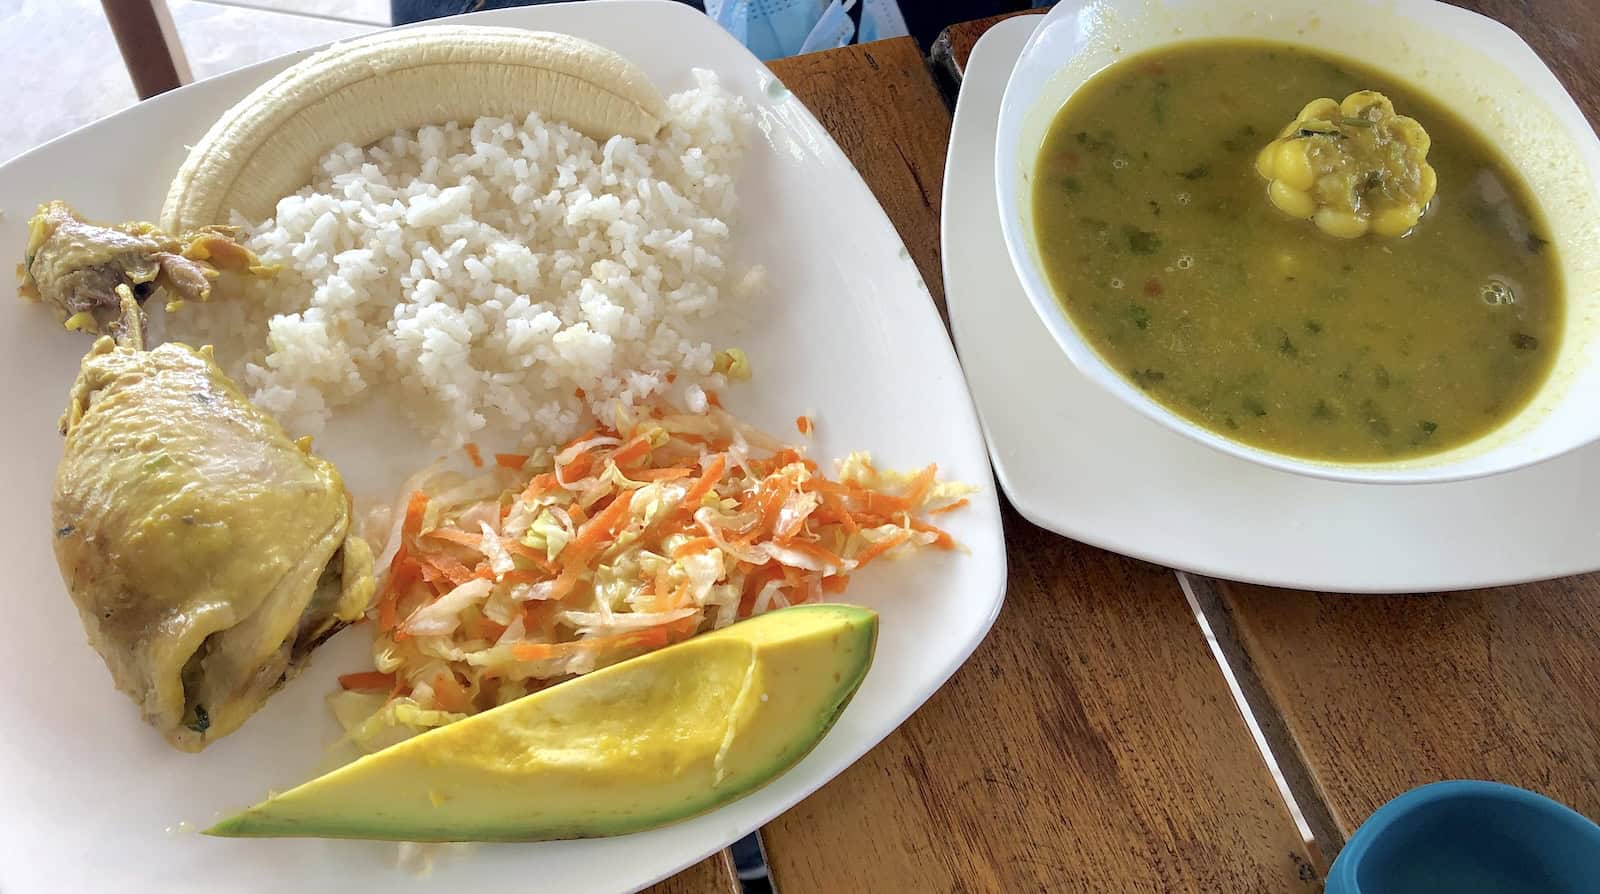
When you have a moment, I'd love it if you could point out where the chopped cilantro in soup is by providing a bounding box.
[1031,41,1563,462]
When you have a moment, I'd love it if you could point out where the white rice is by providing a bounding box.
[170,70,759,449]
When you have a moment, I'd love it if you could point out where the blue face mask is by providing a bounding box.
[707,0,826,61]
[798,1,856,56]
[706,0,908,61]
[855,0,907,45]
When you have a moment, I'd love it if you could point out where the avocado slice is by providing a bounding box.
[208,603,877,841]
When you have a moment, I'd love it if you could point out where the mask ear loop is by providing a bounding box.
[844,0,863,40]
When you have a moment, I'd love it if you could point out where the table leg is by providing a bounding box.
[100,0,191,99]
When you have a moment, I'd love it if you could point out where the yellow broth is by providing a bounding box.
[1031,41,1563,461]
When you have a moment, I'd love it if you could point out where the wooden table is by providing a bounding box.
[649,3,1600,891]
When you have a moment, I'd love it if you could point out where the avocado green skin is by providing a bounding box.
[209,603,878,841]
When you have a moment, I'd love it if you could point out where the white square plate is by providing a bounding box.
[945,15,1600,593]
[0,3,1006,891]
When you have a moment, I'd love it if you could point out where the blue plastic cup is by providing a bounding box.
[1326,780,1600,894]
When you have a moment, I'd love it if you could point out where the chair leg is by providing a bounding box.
[101,0,192,99]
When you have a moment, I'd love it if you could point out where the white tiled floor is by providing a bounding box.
[168,0,376,81]
[191,0,390,25]
[0,0,389,164]
[0,0,139,163]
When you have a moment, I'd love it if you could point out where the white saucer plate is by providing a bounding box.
[944,16,1600,593]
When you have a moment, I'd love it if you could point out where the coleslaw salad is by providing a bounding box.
[332,399,971,746]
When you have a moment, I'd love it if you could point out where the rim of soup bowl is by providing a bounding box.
[994,0,1600,485]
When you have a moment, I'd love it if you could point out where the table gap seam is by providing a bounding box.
[1181,571,1342,875]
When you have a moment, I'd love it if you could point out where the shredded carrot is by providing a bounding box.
[431,672,472,713]
[813,479,910,516]
[377,542,418,632]
[909,519,956,550]
[930,498,969,515]
[376,588,399,632]
[738,564,784,618]
[559,451,594,481]
[903,463,938,506]
[511,641,558,662]
[500,569,546,586]
[795,415,812,435]
[820,574,851,594]
[786,540,847,569]
[512,618,701,663]
[634,467,691,481]
[421,565,452,589]
[653,563,672,611]
[682,454,727,509]
[861,489,911,515]
[772,448,809,469]
[420,552,476,586]
[567,489,635,559]
[574,387,586,400]
[609,436,652,469]
[758,475,795,533]
[401,491,428,540]
[421,528,483,550]
[629,616,699,650]
[522,472,557,501]
[705,389,724,409]
[814,489,860,534]
[463,443,483,468]
[548,564,585,602]
[503,539,555,570]
[338,671,395,691]
[462,613,508,643]
[495,453,530,470]
[671,536,718,558]
[510,633,612,662]
[521,599,555,634]
[853,531,912,567]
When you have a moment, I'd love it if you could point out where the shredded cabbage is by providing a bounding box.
[335,400,970,739]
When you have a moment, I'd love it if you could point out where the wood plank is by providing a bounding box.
[762,37,1316,893]
[765,514,1319,892]
[1198,0,1600,857]
[931,11,1040,88]
[1457,0,1600,126]
[1219,580,1600,839]
[642,852,739,894]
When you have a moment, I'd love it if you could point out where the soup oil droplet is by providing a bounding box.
[1176,254,1195,270]
[1481,277,1517,305]
[1113,158,1130,170]
[1110,277,1125,290]
[1176,191,1192,206]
